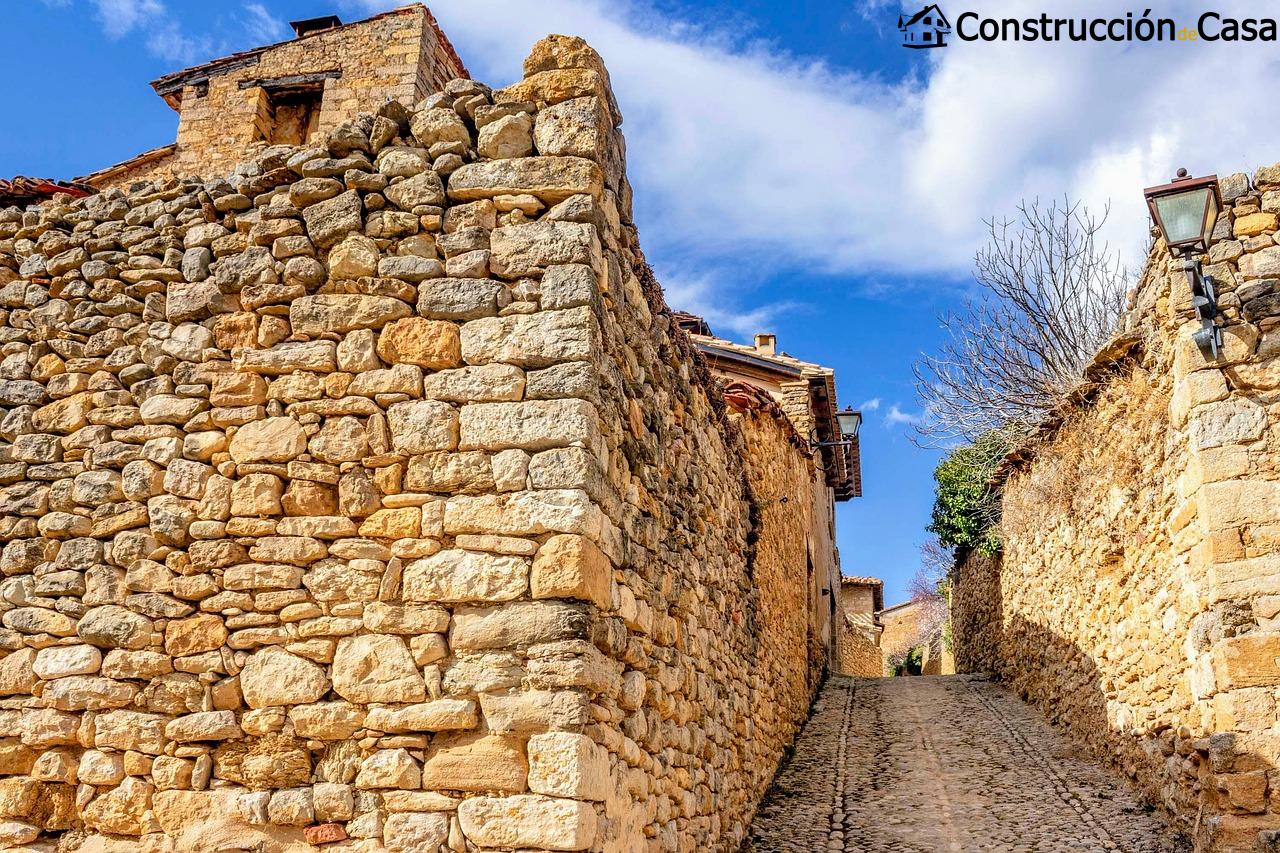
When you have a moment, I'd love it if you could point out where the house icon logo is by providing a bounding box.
[898,4,951,48]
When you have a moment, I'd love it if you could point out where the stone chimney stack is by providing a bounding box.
[754,333,777,355]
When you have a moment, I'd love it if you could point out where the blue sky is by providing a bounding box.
[5,0,1278,605]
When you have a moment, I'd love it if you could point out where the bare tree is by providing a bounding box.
[914,198,1128,446]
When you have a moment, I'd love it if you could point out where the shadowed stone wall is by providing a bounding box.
[0,32,830,853]
[954,165,1280,851]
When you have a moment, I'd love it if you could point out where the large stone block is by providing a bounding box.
[387,400,459,454]
[303,190,363,248]
[376,317,462,369]
[531,534,612,608]
[461,307,598,369]
[228,417,307,463]
[459,399,596,452]
[451,601,590,651]
[240,647,330,708]
[235,341,338,374]
[422,364,525,402]
[527,732,610,800]
[331,635,425,703]
[420,732,528,792]
[1214,634,1280,690]
[404,549,528,603]
[416,278,508,320]
[384,811,449,852]
[448,157,603,205]
[290,294,413,336]
[479,689,590,734]
[444,489,601,537]
[488,221,601,278]
[457,793,597,851]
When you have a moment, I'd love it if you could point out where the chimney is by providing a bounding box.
[754,334,777,356]
[290,14,343,39]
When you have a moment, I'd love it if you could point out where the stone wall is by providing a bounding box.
[0,33,829,853]
[953,165,1280,851]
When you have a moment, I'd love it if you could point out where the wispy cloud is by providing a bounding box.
[658,270,799,339]
[885,404,923,427]
[242,3,288,45]
[859,398,882,412]
[82,0,288,65]
[93,0,163,39]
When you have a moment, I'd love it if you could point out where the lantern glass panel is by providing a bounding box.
[836,411,861,438]
[1154,187,1212,247]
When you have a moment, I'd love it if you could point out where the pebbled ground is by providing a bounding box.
[743,675,1190,853]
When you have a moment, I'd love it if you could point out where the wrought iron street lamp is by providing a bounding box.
[810,408,861,449]
[1143,168,1224,358]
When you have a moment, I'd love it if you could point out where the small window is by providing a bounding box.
[260,85,323,146]
[923,15,931,24]
[923,31,933,42]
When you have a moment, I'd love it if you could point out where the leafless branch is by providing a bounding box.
[914,198,1128,446]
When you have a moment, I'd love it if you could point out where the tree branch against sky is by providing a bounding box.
[913,198,1129,447]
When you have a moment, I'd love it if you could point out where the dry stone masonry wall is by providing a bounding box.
[954,165,1280,852]
[0,34,827,853]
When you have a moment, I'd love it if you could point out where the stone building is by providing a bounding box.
[879,597,952,676]
[77,5,467,191]
[0,8,862,851]
[952,164,1280,849]
[674,318,860,670]
[836,575,883,676]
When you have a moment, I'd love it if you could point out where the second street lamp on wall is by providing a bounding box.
[835,409,862,440]
[1142,168,1224,359]
[811,408,861,450]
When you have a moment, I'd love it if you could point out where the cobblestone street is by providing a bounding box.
[744,676,1190,853]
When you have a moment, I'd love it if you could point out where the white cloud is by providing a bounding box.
[84,0,288,65]
[658,271,798,338]
[93,0,163,39]
[885,403,923,426]
[242,3,288,46]
[860,398,883,411]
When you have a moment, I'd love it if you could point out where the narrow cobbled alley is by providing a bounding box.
[744,676,1190,853]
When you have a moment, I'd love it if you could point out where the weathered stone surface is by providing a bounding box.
[384,811,449,852]
[478,112,534,159]
[77,605,152,649]
[420,733,528,792]
[449,157,602,205]
[303,190,363,248]
[384,171,446,211]
[531,534,612,607]
[229,417,308,463]
[461,308,597,368]
[459,399,596,451]
[387,400,459,454]
[404,549,528,603]
[489,221,601,277]
[328,233,380,279]
[410,107,471,149]
[458,794,597,850]
[451,601,589,650]
[331,635,424,703]
[240,647,330,708]
[290,294,413,335]
[377,317,462,369]
[527,732,609,800]
[417,277,508,320]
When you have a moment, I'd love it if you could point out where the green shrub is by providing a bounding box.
[929,432,1007,555]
